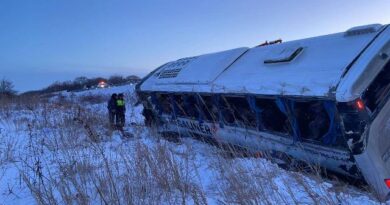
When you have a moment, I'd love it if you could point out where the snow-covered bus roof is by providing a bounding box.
[139,24,390,102]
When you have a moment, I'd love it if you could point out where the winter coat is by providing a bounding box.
[116,99,126,112]
[107,98,117,113]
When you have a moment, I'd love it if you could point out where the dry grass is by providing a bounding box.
[5,94,206,205]
[78,95,106,105]
[0,92,374,205]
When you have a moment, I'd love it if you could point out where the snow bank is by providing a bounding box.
[0,84,385,204]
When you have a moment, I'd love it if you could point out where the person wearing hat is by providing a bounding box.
[107,93,118,128]
[116,93,126,128]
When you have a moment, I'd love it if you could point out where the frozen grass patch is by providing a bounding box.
[0,85,383,205]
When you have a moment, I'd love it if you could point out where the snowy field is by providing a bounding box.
[0,85,387,204]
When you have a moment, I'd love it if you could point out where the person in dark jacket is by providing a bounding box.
[116,93,126,128]
[107,93,117,128]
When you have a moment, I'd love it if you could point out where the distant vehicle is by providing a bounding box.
[97,81,109,88]
[136,24,390,201]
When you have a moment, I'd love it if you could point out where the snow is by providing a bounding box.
[61,84,135,97]
[0,84,387,204]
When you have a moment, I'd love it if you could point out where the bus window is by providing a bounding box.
[363,61,390,113]
[220,97,235,125]
[199,95,217,122]
[225,96,256,128]
[256,98,290,134]
[157,93,172,114]
[173,95,186,117]
[184,95,200,119]
[295,100,347,148]
[294,101,330,141]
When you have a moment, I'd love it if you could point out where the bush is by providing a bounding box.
[0,79,17,98]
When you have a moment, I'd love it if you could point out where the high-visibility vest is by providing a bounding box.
[117,99,125,107]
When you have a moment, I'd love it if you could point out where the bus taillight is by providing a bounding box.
[356,99,365,111]
[385,179,390,188]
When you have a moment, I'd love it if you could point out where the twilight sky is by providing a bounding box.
[1,0,390,92]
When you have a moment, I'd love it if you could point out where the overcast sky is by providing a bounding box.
[1,0,390,92]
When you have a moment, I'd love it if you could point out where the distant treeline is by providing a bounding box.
[22,75,141,96]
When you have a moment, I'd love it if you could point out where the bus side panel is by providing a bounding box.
[354,99,390,201]
[160,117,356,178]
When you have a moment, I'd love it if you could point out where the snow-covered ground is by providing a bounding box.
[0,85,386,204]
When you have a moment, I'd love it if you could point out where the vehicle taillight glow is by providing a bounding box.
[385,179,390,189]
[356,99,365,111]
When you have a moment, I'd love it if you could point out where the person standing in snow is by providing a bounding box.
[107,93,118,128]
[116,93,126,128]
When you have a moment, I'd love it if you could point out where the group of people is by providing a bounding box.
[107,93,126,129]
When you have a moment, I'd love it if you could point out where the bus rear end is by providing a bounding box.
[352,53,390,201]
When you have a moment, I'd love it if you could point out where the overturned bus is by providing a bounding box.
[136,24,390,200]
